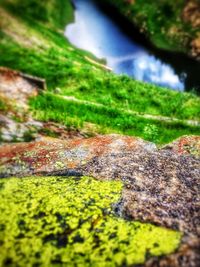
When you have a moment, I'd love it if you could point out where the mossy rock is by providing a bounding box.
[0,176,181,266]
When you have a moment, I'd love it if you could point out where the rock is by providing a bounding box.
[0,134,199,266]
[182,0,200,28]
[0,134,156,177]
[25,120,43,129]
[162,135,200,158]
[0,114,43,143]
[0,176,182,267]
[39,121,87,140]
[54,87,62,94]
[0,67,46,142]
[0,67,42,109]
[0,134,199,233]
[182,0,200,60]
[191,36,200,61]
[0,115,28,142]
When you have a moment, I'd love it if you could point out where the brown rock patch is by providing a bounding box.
[183,0,200,28]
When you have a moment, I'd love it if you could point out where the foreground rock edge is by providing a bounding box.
[0,134,199,266]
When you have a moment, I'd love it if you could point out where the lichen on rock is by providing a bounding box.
[0,176,181,267]
[162,135,200,158]
[0,134,199,266]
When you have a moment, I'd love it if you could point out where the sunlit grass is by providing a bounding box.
[30,93,200,144]
[0,0,199,144]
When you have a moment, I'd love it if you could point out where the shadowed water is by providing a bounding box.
[65,0,200,92]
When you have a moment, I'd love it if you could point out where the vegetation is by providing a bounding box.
[0,1,197,265]
[0,176,181,266]
[30,93,200,144]
[0,0,199,144]
[101,0,199,54]
[0,99,7,112]
[1,0,73,29]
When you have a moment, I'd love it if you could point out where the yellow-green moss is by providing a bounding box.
[0,176,181,266]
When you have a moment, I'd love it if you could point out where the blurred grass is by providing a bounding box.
[30,93,200,144]
[0,0,199,144]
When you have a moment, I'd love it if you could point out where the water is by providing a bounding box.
[65,0,200,92]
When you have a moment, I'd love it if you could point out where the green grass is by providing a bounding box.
[30,93,200,144]
[0,0,200,144]
[1,0,74,29]
[0,32,199,121]
[0,99,8,112]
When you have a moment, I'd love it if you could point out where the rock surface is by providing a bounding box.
[162,135,200,158]
[0,134,199,266]
[0,67,42,109]
[182,0,200,60]
[0,176,181,267]
[183,0,200,28]
[0,135,156,177]
[0,67,45,142]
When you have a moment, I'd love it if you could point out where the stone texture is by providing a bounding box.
[0,115,43,142]
[182,0,200,60]
[0,67,45,142]
[0,135,156,177]
[0,135,199,235]
[0,67,40,109]
[191,36,200,61]
[0,134,199,266]
[162,135,200,158]
[183,0,200,28]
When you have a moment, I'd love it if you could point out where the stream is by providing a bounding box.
[65,0,200,93]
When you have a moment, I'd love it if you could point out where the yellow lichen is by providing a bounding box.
[0,176,181,266]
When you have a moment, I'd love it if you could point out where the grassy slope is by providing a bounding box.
[0,0,200,144]
[100,0,199,54]
[30,93,200,144]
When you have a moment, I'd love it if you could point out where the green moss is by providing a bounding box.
[101,0,199,54]
[0,176,181,266]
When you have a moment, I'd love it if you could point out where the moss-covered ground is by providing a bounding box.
[0,0,199,144]
[101,0,199,54]
[0,176,181,266]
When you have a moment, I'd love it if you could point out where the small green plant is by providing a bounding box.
[11,115,24,123]
[0,99,8,112]
[23,130,36,142]
[143,124,159,142]
[39,128,59,138]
